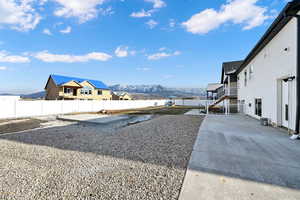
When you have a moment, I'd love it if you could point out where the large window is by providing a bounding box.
[81,86,92,95]
[255,98,262,117]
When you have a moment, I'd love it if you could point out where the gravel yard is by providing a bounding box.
[0,119,46,134]
[0,115,203,200]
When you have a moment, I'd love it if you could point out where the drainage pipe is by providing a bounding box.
[295,16,300,134]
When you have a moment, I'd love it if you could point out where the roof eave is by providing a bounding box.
[237,1,300,74]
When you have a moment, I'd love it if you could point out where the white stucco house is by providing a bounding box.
[237,0,300,139]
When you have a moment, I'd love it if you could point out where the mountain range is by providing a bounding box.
[0,85,206,99]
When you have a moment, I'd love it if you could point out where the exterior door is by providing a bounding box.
[282,80,289,128]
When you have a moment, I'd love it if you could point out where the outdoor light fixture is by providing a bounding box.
[283,76,296,82]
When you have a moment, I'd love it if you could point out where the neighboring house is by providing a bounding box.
[236,0,300,138]
[207,61,243,113]
[111,92,120,100]
[206,83,223,100]
[113,92,133,100]
[119,93,133,100]
[45,74,113,100]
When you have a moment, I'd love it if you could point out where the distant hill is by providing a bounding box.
[21,91,46,99]
[1,85,206,100]
[109,84,206,98]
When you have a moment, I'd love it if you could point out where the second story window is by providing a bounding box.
[244,70,247,87]
[249,65,254,80]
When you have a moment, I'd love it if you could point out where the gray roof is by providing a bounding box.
[207,83,223,92]
[222,61,244,75]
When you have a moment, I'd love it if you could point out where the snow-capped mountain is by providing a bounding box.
[109,84,206,98]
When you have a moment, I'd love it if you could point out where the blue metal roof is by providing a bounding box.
[50,74,109,89]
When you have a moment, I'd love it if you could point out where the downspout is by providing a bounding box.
[295,15,300,136]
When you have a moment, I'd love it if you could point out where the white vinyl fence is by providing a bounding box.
[0,99,168,119]
[174,99,213,107]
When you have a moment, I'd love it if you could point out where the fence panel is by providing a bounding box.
[174,100,211,107]
[0,99,169,119]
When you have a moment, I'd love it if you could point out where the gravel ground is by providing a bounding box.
[0,115,203,200]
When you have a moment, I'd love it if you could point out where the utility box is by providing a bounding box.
[260,118,269,126]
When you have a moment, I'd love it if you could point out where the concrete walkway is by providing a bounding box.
[184,109,205,116]
[179,114,300,200]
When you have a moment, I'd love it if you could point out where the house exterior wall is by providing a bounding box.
[237,18,297,130]
[47,78,113,100]
[45,78,59,100]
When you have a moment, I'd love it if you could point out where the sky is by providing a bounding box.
[0,0,288,93]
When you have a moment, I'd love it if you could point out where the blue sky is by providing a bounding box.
[0,0,287,93]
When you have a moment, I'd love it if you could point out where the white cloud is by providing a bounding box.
[0,66,7,70]
[136,67,151,71]
[173,51,181,56]
[147,51,181,60]
[39,0,48,5]
[0,0,41,31]
[130,9,153,18]
[130,50,136,56]
[169,19,176,28]
[43,28,52,35]
[159,47,167,51]
[145,0,166,9]
[0,51,30,63]
[115,46,129,57]
[60,26,72,34]
[34,51,112,63]
[182,0,270,34]
[100,6,114,16]
[146,19,158,29]
[130,0,166,18]
[53,0,107,23]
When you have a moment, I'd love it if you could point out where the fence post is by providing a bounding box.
[14,100,17,118]
[41,100,43,116]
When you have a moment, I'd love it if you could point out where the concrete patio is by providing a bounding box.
[179,114,300,200]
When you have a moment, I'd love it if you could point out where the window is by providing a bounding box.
[244,70,248,86]
[255,99,262,117]
[285,104,289,121]
[249,65,254,80]
[98,90,102,95]
[64,88,72,94]
[81,86,92,95]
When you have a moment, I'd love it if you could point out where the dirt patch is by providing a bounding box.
[0,119,46,134]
